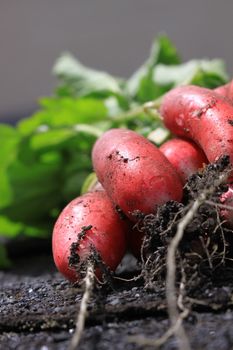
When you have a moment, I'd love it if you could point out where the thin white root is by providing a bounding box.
[166,200,201,350]
[69,265,94,350]
[206,200,233,211]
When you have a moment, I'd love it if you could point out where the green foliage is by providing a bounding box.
[0,244,11,268]
[127,36,227,102]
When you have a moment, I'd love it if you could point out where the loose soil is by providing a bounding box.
[1,253,233,350]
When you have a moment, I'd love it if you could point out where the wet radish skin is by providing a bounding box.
[160,138,208,184]
[160,85,233,174]
[92,128,183,221]
[214,83,233,225]
[52,191,127,282]
[214,81,233,103]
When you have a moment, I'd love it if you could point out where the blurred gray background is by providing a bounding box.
[1,0,233,121]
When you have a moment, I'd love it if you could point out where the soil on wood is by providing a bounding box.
[1,257,233,350]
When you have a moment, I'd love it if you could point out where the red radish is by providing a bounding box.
[52,191,127,282]
[160,138,208,184]
[160,85,233,178]
[92,128,183,221]
[214,81,233,103]
[214,82,233,225]
[220,185,233,227]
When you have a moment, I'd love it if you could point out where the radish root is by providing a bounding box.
[69,264,94,350]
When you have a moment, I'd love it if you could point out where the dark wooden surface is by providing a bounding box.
[1,253,233,350]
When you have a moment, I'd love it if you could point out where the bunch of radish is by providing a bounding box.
[52,82,233,283]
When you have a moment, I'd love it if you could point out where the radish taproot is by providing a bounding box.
[92,128,183,221]
[160,85,233,177]
[160,138,208,184]
[52,190,127,282]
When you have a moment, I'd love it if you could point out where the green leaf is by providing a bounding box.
[0,121,102,234]
[0,244,11,268]
[0,125,20,208]
[0,215,51,238]
[53,53,124,97]
[53,54,129,117]
[0,216,23,238]
[128,58,228,103]
[21,125,101,155]
[0,158,63,222]
[127,35,181,100]
[62,171,90,201]
[18,97,108,135]
[135,76,172,103]
[148,35,181,66]
[80,172,98,195]
[154,59,228,88]
[0,124,20,165]
[127,35,228,103]
[147,126,171,146]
